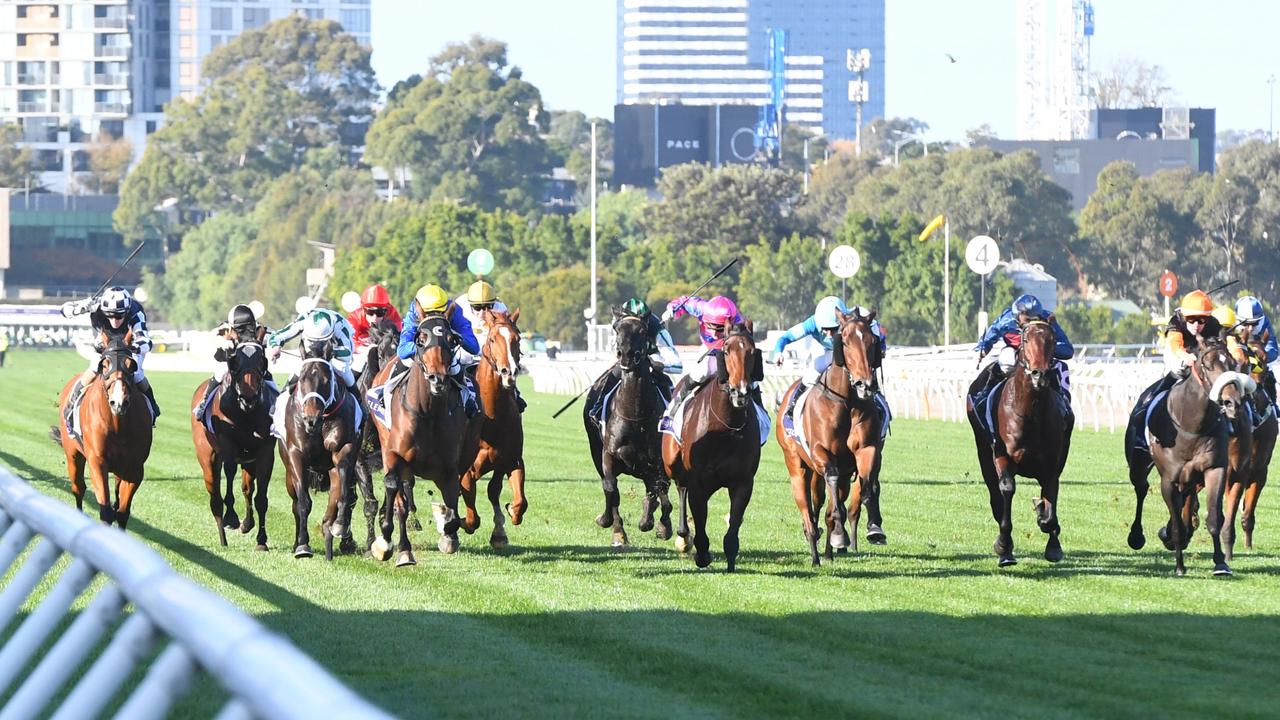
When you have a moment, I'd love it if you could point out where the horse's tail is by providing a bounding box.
[48,424,64,448]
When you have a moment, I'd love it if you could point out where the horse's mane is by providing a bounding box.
[728,321,754,340]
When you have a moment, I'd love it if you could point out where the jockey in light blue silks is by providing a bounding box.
[773,296,888,421]
[1236,295,1280,408]
[971,294,1074,408]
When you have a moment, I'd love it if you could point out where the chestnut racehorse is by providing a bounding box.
[51,330,153,529]
[277,340,360,561]
[190,336,275,549]
[966,318,1073,567]
[459,309,529,549]
[1222,335,1277,560]
[1126,338,1250,575]
[777,310,887,566]
[348,318,401,550]
[662,322,763,572]
[371,314,481,565]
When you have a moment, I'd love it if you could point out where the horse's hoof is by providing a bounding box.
[638,517,655,533]
[835,547,848,555]
[675,534,690,553]
[1174,566,1187,577]
[222,510,240,529]
[396,550,417,567]
[1213,563,1233,577]
[830,529,849,550]
[505,502,525,525]
[293,545,313,559]
[998,554,1018,568]
[370,537,392,562]
[595,513,611,529]
[656,521,672,541]
[1158,525,1177,551]
[462,515,480,535]
[255,543,268,552]
[1127,527,1146,550]
[612,532,628,548]
[330,522,346,540]
[695,550,712,568]
[866,526,887,545]
[339,535,358,555]
[490,532,509,550]
[410,515,423,532]
[239,516,254,534]
[1044,544,1064,563]
[438,534,459,554]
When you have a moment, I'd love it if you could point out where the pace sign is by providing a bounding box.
[828,245,861,279]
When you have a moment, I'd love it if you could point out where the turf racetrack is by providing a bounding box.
[2,351,1279,718]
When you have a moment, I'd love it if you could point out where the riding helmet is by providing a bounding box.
[361,284,392,309]
[622,297,649,317]
[814,296,848,330]
[467,280,497,305]
[703,296,739,326]
[302,312,336,341]
[1011,294,1043,317]
[415,284,450,314]
[1179,290,1214,317]
[228,304,256,329]
[1211,305,1237,329]
[1236,296,1265,323]
[99,287,132,317]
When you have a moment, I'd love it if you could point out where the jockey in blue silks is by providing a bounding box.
[382,283,481,417]
[773,296,887,421]
[1236,295,1279,407]
[972,294,1074,406]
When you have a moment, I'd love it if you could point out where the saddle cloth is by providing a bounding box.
[659,387,771,447]
[366,372,470,429]
[782,385,892,457]
[65,380,154,443]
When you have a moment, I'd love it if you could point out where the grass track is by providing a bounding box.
[1,351,1278,719]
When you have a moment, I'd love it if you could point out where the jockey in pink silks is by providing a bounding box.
[660,294,765,422]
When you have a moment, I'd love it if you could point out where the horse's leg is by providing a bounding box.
[816,450,848,551]
[1204,467,1231,576]
[1243,465,1268,549]
[1222,476,1244,562]
[371,463,399,561]
[251,458,271,551]
[1126,447,1153,550]
[67,451,86,512]
[291,465,314,559]
[861,448,887,544]
[354,454,378,552]
[506,458,528,525]
[654,470,673,541]
[113,472,142,531]
[394,468,415,564]
[723,479,754,573]
[1160,478,1185,575]
[407,475,422,532]
[1037,473,1064,563]
[992,456,1017,567]
[689,487,712,569]
[599,455,627,547]
[459,449,485,535]
[788,465,821,566]
[220,458,240,531]
[88,461,115,526]
[488,467,509,549]
[322,464,345,562]
[433,472,461,556]
[198,448,225,547]
[239,466,255,534]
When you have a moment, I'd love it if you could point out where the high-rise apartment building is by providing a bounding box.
[0,0,371,193]
[617,0,885,139]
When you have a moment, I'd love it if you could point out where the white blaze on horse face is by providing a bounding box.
[109,377,126,409]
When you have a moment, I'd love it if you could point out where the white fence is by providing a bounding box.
[0,466,396,720]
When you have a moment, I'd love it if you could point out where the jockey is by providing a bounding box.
[346,284,403,375]
[660,294,756,418]
[60,286,160,423]
[586,296,678,428]
[1129,289,1225,428]
[1228,298,1278,409]
[267,305,357,438]
[193,304,279,423]
[972,294,1074,406]
[454,279,526,412]
[774,296,887,420]
[389,283,481,417]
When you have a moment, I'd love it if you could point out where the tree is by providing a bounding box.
[115,17,376,240]
[1091,58,1173,109]
[0,124,34,189]
[965,124,998,146]
[641,163,802,253]
[780,124,829,175]
[737,234,833,331]
[363,36,554,212]
[858,116,929,159]
[793,151,878,237]
[81,135,133,194]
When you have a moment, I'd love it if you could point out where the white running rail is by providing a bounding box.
[0,466,396,720]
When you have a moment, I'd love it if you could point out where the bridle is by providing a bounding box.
[414,315,454,397]
[295,357,338,415]
[1016,320,1055,389]
[613,317,647,373]
[822,316,877,403]
[229,341,266,410]
[483,315,522,388]
[98,341,136,414]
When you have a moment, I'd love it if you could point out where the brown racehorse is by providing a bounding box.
[1126,338,1250,575]
[50,330,153,529]
[777,310,887,566]
[277,340,360,561]
[966,318,1073,567]
[348,318,402,550]
[1222,335,1277,560]
[459,309,528,549]
[371,313,481,565]
[662,322,763,572]
[190,336,275,549]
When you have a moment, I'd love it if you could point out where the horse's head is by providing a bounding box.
[415,314,454,397]
[98,329,137,417]
[1018,318,1056,392]
[229,341,267,411]
[717,321,761,409]
[834,309,878,401]
[483,308,522,389]
[365,317,401,374]
[612,311,648,373]
[294,357,336,436]
[1196,338,1254,422]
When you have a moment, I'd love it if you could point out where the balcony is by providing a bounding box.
[93,17,128,30]
[94,102,128,115]
[93,73,128,86]
[93,43,130,60]
[17,73,58,86]
[18,102,48,113]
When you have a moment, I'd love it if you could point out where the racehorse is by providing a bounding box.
[1222,335,1277,560]
[277,339,360,560]
[460,309,530,549]
[584,311,672,547]
[348,318,401,551]
[777,310,888,566]
[371,314,480,565]
[662,322,763,571]
[966,318,1073,567]
[50,330,153,529]
[190,336,275,549]
[1126,338,1252,576]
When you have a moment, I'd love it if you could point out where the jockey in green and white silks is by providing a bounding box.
[267,306,357,436]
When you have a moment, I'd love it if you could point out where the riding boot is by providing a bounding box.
[784,381,807,421]
[515,387,528,413]
[589,371,621,427]
[455,371,479,418]
[193,377,218,420]
[137,377,161,425]
[663,376,697,420]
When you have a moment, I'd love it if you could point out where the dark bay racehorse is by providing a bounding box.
[371,314,480,565]
[278,340,360,560]
[777,310,887,566]
[460,309,529,549]
[190,337,275,549]
[1222,336,1276,560]
[662,322,762,571]
[1126,339,1251,575]
[584,312,672,547]
[348,318,401,551]
[966,318,1073,567]
[51,330,153,529]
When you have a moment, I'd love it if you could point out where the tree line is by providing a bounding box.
[7,17,1271,347]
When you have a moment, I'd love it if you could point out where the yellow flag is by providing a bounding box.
[919,215,945,242]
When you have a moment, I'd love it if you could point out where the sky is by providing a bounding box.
[371,0,1280,143]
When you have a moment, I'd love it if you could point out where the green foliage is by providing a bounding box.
[794,151,879,238]
[641,163,802,253]
[780,124,828,174]
[143,213,258,327]
[363,36,553,212]
[507,264,634,346]
[1054,303,1157,345]
[0,124,34,189]
[739,235,833,332]
[548,110,613,189]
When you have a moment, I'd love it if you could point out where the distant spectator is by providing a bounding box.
[0,331,8,367]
